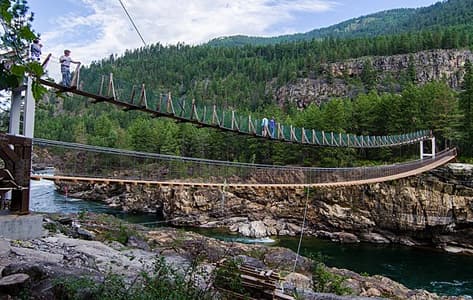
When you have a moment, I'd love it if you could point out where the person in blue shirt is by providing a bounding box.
[269,116,276,138]
[30,39,42,62]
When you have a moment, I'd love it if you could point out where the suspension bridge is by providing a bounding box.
[29,139,456,189]
[37,75,431,148]
[37,56,432,148]
[0,52,458,215]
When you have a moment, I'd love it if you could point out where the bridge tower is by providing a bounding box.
[2,76,35,214]
[420,137,435,159]
[9,76,35,138]
[0,76,41,240]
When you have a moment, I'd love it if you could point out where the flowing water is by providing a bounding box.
[30,179,473,297]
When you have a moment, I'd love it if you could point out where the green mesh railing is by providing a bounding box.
[39,74,433,148]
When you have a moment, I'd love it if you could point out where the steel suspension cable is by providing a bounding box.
[117,0,147,47]
[293,187,310,272]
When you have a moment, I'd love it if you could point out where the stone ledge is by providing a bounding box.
[0,214,42,240]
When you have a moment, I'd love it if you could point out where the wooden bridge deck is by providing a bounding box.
[30,153,456,189]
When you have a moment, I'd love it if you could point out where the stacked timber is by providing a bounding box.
[215,259,294,300]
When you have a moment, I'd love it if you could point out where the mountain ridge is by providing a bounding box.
[207,0,472,47]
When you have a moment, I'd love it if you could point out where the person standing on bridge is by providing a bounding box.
[30,39,42,62]
[269,116,276,138]
[261,117,269,137]
[59,49,80,87]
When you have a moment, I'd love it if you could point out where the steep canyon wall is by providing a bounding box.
[58,164,473,254]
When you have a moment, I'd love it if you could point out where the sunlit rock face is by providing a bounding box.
[273,49,473,108]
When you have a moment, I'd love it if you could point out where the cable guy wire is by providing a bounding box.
[118,0,147,47]
[293,187,310,273]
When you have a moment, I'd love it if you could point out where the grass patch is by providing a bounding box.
[312,263,352,295]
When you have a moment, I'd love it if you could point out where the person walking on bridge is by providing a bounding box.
[261,117,269,137]
[269,116,276,138]
[59,49,80,87]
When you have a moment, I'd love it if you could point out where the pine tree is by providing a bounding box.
[0,0,45,97]
[459,60,473,155]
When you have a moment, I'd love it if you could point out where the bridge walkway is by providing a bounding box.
[30,147,456,188]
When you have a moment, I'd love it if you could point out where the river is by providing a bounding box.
[30,179,473,297]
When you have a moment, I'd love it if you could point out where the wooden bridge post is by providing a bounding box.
[107,73,117,100]
[191,99,197,120]
[41,53,52,68]
[212,105,220,126]
[231,111,236,130]
[248,115,255,134]
[71,63,81,88]
[167,92,174,114]
[129,85,136,104]
[139,83,148,108]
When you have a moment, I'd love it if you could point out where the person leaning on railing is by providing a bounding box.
[59,49,80,87]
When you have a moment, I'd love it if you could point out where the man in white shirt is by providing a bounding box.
[59,49,80,87]
[261,117,269,137]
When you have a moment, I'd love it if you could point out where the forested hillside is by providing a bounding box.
[208,0,473,46]
[32,0,473,166]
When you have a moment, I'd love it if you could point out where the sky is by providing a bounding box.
[27,0,441,78]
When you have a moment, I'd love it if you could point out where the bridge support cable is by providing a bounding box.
[293,187,310,273]
[37,74,433,149]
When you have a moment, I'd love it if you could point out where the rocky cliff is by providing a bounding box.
[1,213,460,300]
[57,163,473,255]
[275,49,473,108]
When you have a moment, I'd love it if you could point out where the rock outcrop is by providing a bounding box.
[0,213,464,299]
[56,163,473,254]
[274,49,473,108]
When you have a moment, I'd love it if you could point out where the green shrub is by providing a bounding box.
[312,262,352,296]
[54,256,214,299]
[103,223,136,245]
[213,258,246,295]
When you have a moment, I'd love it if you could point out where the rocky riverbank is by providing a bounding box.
[0,213,467,299]
[55,163,473,255]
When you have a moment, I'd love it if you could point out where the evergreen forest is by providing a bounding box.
[32,0,473,167]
